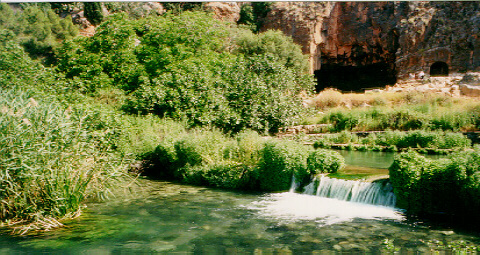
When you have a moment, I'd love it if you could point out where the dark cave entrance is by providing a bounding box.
[314,62,397,92]
[430,61,449,76]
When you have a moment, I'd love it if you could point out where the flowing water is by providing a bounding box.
[301,175,396,207]
[1,151,479,253]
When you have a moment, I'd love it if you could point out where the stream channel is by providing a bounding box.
[1,150,479,253]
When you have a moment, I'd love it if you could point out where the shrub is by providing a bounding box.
[389,149,480,219]
[397,130,438,148]
[57,12,313,134]
[140,144,177,180]
[0,36,45,88]
[307,149,345,174]
[309,89,344,109]
[137,128,347,192]
[237,2,272,33]
[327,111,359,132]
[0,4,78,63]
[84,2,104,26]
[256,140,312,191]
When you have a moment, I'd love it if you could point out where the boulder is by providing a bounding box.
[460,72,480,86]
[460,84,480,97]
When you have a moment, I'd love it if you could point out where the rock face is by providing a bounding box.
[205,2,241,23]
[261,2,480,92]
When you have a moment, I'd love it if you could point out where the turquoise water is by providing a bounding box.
[1,179,479,254]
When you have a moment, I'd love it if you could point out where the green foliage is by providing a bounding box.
[0,3,78,63]
[328,112,360,132]
[307,149,345,174]
[162,2,205,14]
[136,12,231,76]
[234,29,310,74]
[103,2,162,19]
[238,4,255,30]
[256,140,311,191]
[57,11,314,133]
[237,2,272,33]
[0,36,45,88]
[84,2,104,26]
[389,149,480,218]
[313,130,471,154]
[316,98,480,133]
[138,127,348,192]
[0,4,16,31]
[56,13,140,93]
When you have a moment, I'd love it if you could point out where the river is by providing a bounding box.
[1,151,479,253]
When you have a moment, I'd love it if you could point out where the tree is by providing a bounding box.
[84,2,104,26]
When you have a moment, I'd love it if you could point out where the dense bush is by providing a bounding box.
[0,3,78,63]
[0,34,45,88]
[307,149,345,174]
[140,128,345,192]
[84,2,104,26]
[389,149,480,220]
[256,140,311,191]
[56,11,313,134]
[237,2,272,33]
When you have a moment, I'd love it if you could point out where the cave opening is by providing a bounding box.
[430,61,449,76]
[314,62,397,92]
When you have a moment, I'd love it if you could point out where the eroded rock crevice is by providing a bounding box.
[314,62,396,92]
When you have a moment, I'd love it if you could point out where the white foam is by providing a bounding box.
[249,192,404,225]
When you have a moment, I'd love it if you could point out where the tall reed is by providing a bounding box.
[0,87,125,229]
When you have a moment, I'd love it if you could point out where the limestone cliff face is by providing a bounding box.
[395,2,480,77]
[205,2,241,23]
[261,1,480,91]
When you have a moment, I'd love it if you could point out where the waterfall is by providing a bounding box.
[295,175,396,207]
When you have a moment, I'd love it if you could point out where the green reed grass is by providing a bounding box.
[0,87,126,229]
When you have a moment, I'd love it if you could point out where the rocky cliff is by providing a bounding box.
[260,1,480,91]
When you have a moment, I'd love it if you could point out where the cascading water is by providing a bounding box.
[296,175,396,207]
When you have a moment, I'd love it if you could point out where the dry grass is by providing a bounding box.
[307,88,479,111]
[302,88,480,132]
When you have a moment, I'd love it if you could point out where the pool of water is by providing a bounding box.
[1,180,479,254]
[337,150,446,169]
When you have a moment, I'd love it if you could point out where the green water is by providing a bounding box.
[337,150,445,169]
[1,179,479,254]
